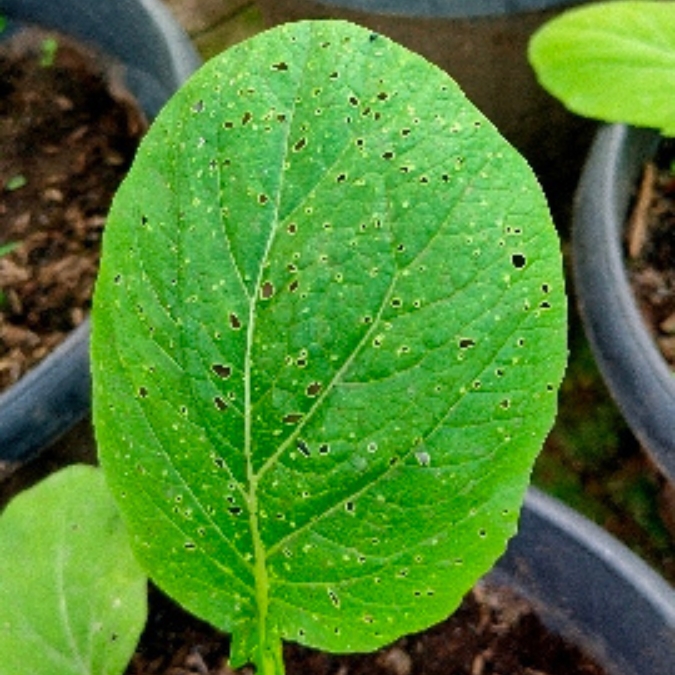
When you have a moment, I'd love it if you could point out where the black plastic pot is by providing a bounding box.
[494,488,675,675]
[0,0,200,466]
[257,0,596,224]
[572,125,675,483]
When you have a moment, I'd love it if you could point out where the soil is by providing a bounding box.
[0,27,146,392]
[128,583,609,675]
[626,140,675,368]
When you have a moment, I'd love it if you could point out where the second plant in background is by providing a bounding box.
[529,0,675,486]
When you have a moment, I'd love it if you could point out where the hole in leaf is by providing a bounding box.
[459,338,476,349]
[242,112,253,125]
[261,281,275,299]
[138,386,148,399]
[228,506,242,516]
[306,382,322,397]
[289,280,299,293]
[294,137,307,152]
[318,444,330,455]
[272,61,289,71]
[284,413,304,425]
[214,397,228,411]
[212,364,232,379]
[297,440,310,457]
[511,253,527,269]
[229,313,241,330]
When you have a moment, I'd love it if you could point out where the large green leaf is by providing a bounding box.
[529,0,675,135]
[0,466,146,675]
[92,20,566,674]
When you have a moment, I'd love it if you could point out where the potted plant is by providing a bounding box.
[0,0,200,472]
[256,0,598,226]
[4,464,675,674]
[529,0,675,485]
[2,19,675,674]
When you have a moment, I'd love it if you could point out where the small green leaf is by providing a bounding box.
[5,175,27,191]
[0,466,147,675]
[529,0,675,135]
[0,242,16,258]
[93,20,566,675]
[40,37,59,68]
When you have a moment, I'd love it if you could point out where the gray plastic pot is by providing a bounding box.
[494,488,675,675]
[572,125,675,484]
[0,0,200,465]
[257,0,596,223]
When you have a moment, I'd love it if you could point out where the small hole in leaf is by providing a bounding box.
[511,253,527,269]
[294,137,307,152]
[459,338,476,349]
[287,222,297,235]
[214,396,228,411]
[261,281,275,299]
[289,280,299,293]
[318,444,330,455]
[272,61,289,71]
[500,399,511,410]
[306,382,322,397]
[212,364,232,379]
[382,151,394,160]
[228,506,242,516]
[336,173,347,183]
[284,412,304,425]
[229,313,241,330]
[345,501,355,513]
[184,542,196,550]
[258,194,269,205]
[138,386,148,399]
[242,112,253,125]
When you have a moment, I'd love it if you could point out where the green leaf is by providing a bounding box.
[529,0,675,135]
[0,466,147,675]
[92,20,566,674]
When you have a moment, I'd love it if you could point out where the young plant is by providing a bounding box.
[92,20,566,675]
[529,0,675,135]
[0,465,146,675]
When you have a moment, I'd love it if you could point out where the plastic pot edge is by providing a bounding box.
[0,0,200,463]
[572,124,675,482]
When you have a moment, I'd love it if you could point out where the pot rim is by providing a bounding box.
[281,0,582,19]
[572,123,675,482]
[494,488,675,674]
[0,0,200,463]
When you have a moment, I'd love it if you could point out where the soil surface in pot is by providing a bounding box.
[0,27,146,391]
[127,584,608,675]
[626,141,675,368]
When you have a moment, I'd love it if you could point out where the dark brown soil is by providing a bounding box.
[127,584,609,675]
[0,27,146,391]
[626,142,675,368]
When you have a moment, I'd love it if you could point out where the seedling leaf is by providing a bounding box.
[529,0,675,135]
[93,20,566,674]
[0,465,147,675]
